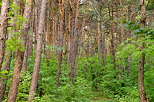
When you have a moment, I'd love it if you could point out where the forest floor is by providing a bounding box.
[92,92,118,102]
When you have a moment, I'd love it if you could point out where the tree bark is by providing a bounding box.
[7,0,33,101]
[0,50,12,102]
[69,0,80,83]
[97,12,102,61]
[126,3,131,76]
[109,2,116,71]
[28,0,47,101]
[0,44,11,102]
[0,0,20,101]
[138,0,147,102]
[21,35,29,71]
[66,10,71,65]
[119,0,125,80]
[80,0,88,57]
[0,0,9,68]
[56,0,65,88]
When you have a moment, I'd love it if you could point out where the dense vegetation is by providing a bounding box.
[0,0,154,102]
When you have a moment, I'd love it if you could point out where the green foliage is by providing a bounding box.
[0,2,2,6]
[2,0,154,101]
[78,55,104,90]
[5,3,29,53]
[5,34,25,52]
[124,21,154,38]
[33,56,93,102]
[16,71,32,102]
[145,68,154,101]
[118,86,139,102]
[116,21,154,101]
[146,4,154,10]
[3,20,154,101]
[4,43,154,102]
[38,56,58,95]
[53,77,92,102]
[0,70,8,75]
[0,70,8,78]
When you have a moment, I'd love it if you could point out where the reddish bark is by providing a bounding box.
[0,0,9,68]
[69,0,80,83]
[56,0,65,88]
[7,0,33,101]
[28,0,47,101]
[138,0,147,102]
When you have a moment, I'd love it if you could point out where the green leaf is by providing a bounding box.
[0,70,8,74]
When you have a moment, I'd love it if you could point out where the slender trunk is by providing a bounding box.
[87,32,90,56]
[80,0,88,57]
[34,0,40,50]
[21,35,29,71]
[102,32,106,65]
[99,6,106,65]
[0,50,12,102]
[109,3,116,71]
[66,11,71,65]
[45,3,52,60]
[127,4,131,76]
[119,0,125,80]
[56,0,65,88]
[97,15,102,60]
[28,17,34,57]
[7,0,33,101]
[119,0,124,42]
[0,0,9,68]
[51,18,55,46]
[28,0,47,101]
[0,35,12,102]
[22,2,34,71]
[0,0,19,101]
[138,0,147,101]
[51,7,56,46]
[7,51,23,102]
[69,0,80,83]
[127,56,131,76]
[138,48,146,102]
[97,6,103,61]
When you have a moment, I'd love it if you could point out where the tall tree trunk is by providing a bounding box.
[21,35,29,71]
[102,32,106,65]
[28,19,33,56]
[80,0,88,57]
[138,46,146,102]
[0,0,20,101]
[0,39,11,102]
[45,2,52,60]
[119,0,124,43]
[138,0,147,102]
[28,0,47,101]
[66,10,71,65]
[119,0,125,80]
[7,0,33,101]
[22,1,34,71]
[69,0,80,83]
[34,0,40,50]
[97,13,102,61]
[0,0,9,68]
[97,6,103,61]
[56,0,65,88]
[109,2,116,71]
[0,49,12,102]
[127,3,131,76]
[51,3,56,47]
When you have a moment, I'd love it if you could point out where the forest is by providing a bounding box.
[0,0,154,102]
